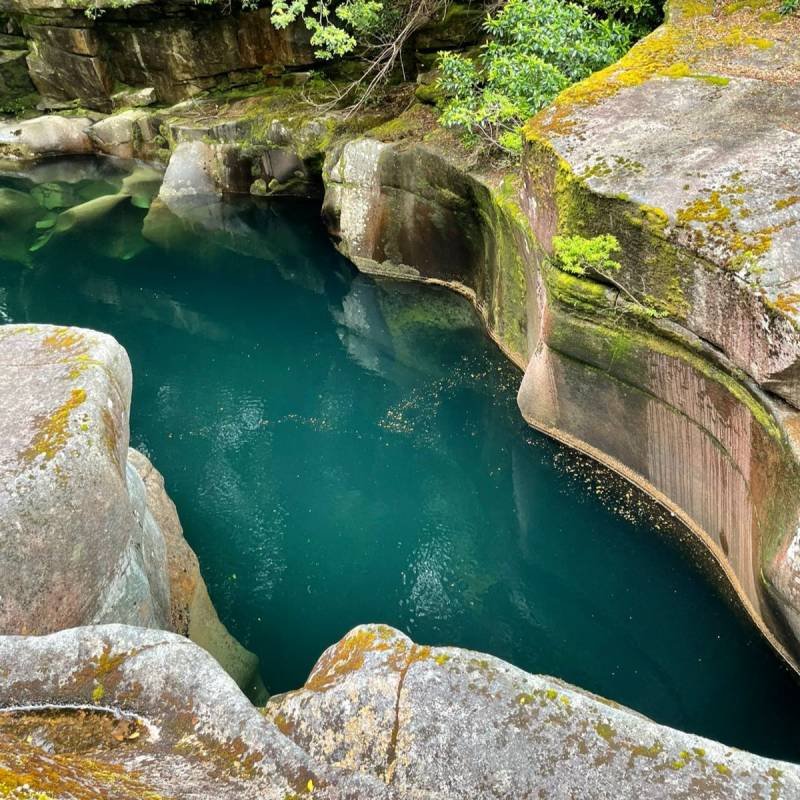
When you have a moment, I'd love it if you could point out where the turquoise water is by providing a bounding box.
[2,161,800,760]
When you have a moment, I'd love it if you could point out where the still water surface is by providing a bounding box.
[1,160,799,759]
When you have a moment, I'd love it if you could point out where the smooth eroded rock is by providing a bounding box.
[0,324,170,633]
[267,624,800,799]
[0,115,92,160]
[0,624,382,799]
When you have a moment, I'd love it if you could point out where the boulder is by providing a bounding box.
[111,85,156,109]
[0,114,92,159]
[0,623,796,798]
[323,124,533,362]
[159,139,221,200]
[0,324,265,697]
[26,38,114,111]
[0,625,383,799]
[268,625,800,799]
[517,0,800,668]
[88,108,149,159]
[0,324,170,633]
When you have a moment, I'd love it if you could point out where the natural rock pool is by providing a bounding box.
[2,160,800,761]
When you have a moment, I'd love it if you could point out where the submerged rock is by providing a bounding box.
[158,139,221,201]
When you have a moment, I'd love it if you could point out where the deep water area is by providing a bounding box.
[2,159,800,760]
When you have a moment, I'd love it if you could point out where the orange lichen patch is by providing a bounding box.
[0,708,144,756]
[306,627,397,692]
[67,353,95,381]
[677,192,731,224]
[775,196,800,211]
[772,293,800,314]
[723,28,774,48]
[673,180,789,265]
[22,389,87,464]
[173,733,263,781]
[94,645,127,679]
[42,328,84,352]
[269,712,294,737]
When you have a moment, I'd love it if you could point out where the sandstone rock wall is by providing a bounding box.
[4,0,314,110]
[323,135,535,364]
[516,2,800,665]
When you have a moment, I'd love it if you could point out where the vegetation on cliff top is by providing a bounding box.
[267,0,658,150]
[436,0,659,152]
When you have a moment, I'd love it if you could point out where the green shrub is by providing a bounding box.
[437,0,655,153]
[552,234,622,276]
[779,0,798,14]
[271,0,433,58]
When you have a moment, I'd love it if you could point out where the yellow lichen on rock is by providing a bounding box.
[22,389,87,464]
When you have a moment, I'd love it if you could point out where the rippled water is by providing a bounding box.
[1,160,800,760]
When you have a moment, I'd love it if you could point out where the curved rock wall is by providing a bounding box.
[315,96,800,668]
[517,273,800,659]
[323,136,535,364]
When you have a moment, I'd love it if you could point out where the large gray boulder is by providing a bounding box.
[0,115,92,159]
[0,624,383,799]
[0,623,796,799]
[268,624,800,799]
[0,324,264,698]
[0,324,170,633]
